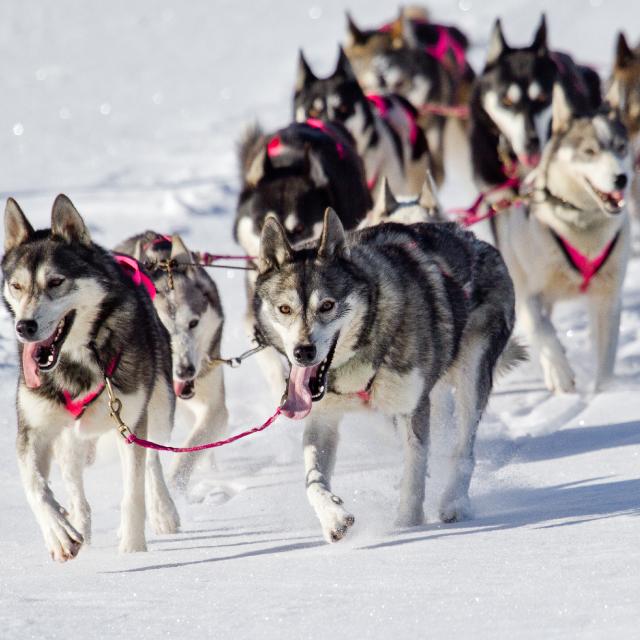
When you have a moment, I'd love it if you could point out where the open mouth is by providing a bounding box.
[21,311,75,389]
[281,335,338,420]
[173,379,195,400]
[517,153,541,168]
[586,180,625,213]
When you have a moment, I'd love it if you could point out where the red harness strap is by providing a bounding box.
[551,231,620,293]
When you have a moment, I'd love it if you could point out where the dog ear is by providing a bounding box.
[304,146,328,187]
[318,208,350,260]
[615,32,634,70]
[419,170,441,218]
[531,14,547,56]
[51,194,91,246]
[368,177,395,224]
[259,214,292,273]
[399,12,419,48]
[295,50,316,93]
[335,47,357,82]
[551,83,572,134]
[4,198,34,252]
[246,146,273,187]
[170,234,192,265]
[606,79,623,112]
[486,19,508,67]
[345,12,366,46]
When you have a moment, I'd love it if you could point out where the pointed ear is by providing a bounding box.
[318,208,349,260]
[170,234,192,265]
[419,171,440,214]
[259,214,292,273]
[369,177,395,224]
[615,32,634,69]
[400,13,419,48]
[486,19,508,67]
[246,147,273,187]
[345,12,365,45]
[295,50,316,93]
[606,78,623,111]
[335,47,357,82]
[4,198,34,253]
[551,83,572,134]
[51,194,91,246]
[531,14,547,55]
[304,147,328,187]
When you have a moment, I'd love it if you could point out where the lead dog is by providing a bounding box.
[115,232,228,492]
[494,84,631,392]
[2,196,179,561]
[253,209,519,541]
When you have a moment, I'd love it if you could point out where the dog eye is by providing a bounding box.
[536,92,548,103]
[583,147,597,157]
[48,277,65,288]
[616,142,627,155]
[501,96,514,107]
[10,282,22,291]
[319,300,335,312]
[188,319,199,329]
[278,304,292,315]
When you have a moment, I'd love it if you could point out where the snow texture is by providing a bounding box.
[1,1,639,638]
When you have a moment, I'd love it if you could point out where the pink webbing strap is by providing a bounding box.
[62,355,119,419]
[425,26,466,72]
[367,94,418,146]
[419,103,470,119]
[449,176,520,227]
[305,118,346,159]
[113,254,157,300]
[125,407,282,453]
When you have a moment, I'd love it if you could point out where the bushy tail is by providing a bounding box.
[237,122,264,181]
[496,337,528,377]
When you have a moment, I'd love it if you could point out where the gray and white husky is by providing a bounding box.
[115,232,228,492]
[253,209,519,542]
[359,171,446,228]
[1,196,180,561]
[494,84,631,393]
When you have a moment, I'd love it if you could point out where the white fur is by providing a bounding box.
[483,90,528,159]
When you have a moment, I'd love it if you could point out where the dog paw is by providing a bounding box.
[119,536,148,554]
[150,503,181,535]
[439,497,471,524]
[395,506,425,528]
[43,511,84,562]
[318,496,355,543]
[541,354,576,394]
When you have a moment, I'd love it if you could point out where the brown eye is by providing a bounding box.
[278,304,292,315]
[48,277,64,288]
[10,282,22,291]
[536,92,548,103]
[583,146,597,157]
[319,300,335,312]
[501,96,514,108]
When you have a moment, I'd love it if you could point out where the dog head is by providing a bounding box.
[607,32,640,139]
[2,195,108,388]
[361,172,443,227]
[133,234,223,399]
[540,84,630,220]
[476,16,556,168]
[293,48,370,132]
[254,208,367,419]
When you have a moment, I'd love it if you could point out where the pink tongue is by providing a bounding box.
[22,343,42,389]
[611,190,624,205]
[281,365,314,420]
[519,153,541,168]
[173,380,187,396]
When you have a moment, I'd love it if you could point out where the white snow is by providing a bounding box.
[1,1,640,638]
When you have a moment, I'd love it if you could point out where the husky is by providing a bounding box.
[607,33,640,223]
[470,16,601,197]
[115,232,228,492]
[493,84,631,393]
[253,208,519,542]
[1,196,180,561]
[235,120,371,398]
[359,172,446,228]
[293,48,432,197]
[344,12,475,185]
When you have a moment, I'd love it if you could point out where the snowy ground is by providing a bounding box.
[1,1,640,638]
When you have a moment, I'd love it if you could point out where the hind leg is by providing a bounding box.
[55,429,93,544]
[395,393,430,527]
[169,368,229,492]
[303,413,354,543]
[146,380,180,534]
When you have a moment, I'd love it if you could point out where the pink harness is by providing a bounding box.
[60,255,156,418]
[449,176,521,227]
[267,121,346,160]
[425,26,466,74]
[367,94,419,146]
[552,232,619,293]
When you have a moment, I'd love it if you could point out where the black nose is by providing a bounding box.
[525,133,540,154]
[176,363,195,380]
[293,344,317,366]
[614,174,628,190]
[16,319,38,339]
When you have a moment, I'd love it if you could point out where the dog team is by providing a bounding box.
[2,7,638,560]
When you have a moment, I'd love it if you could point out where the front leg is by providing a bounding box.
[116,416,147,553]
[519,294,575,393]
[303,414,354,543]
[589,292,622,390]
[17,422,83,562]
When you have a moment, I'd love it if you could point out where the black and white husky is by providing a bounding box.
[493,84,631,392]
[470,16,601,192]
[253,209,520,541]
[115,232,228,492]
[2,196,179,561]
[293,48,432,197]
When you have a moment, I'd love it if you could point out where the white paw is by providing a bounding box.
[316,494,355,543]
[439,496,472,524]
[119,535,147,553]
[541,352,576,394]
[396,506,425,528]
[149,500,181,535]
[42,508,84,562]
[69,503,92,545]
